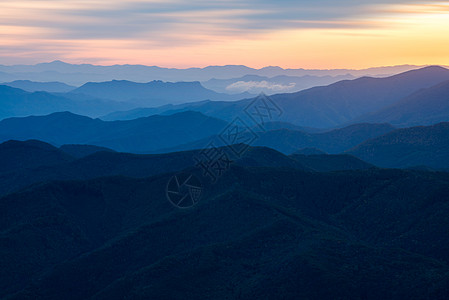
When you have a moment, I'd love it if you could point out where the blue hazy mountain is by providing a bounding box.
[72,80,253,106]
[0,110,394,155]
[0,111,229,152]
[348,122,449,169]
[157,123,395,154]
[0,60,421,85]
[0,85,133,120]
[103,66,449,128]
[1,80,76,93]
[100,101,212,121]
[354,80,449,127]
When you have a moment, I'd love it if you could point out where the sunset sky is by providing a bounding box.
[0,0,449,68]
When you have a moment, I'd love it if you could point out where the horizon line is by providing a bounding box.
[2,60,446,71]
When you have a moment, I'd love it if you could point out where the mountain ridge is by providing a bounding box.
[72,80,253,105]
[101,66,449,128]
[347,122,449,169]
[353,79,449,127]
[1,164,449,299]
[0,111,229,152]
[0,61,426,85]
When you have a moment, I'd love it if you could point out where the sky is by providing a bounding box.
[0,0,449,68]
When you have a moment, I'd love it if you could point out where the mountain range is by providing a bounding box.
[2,101,449,170]
[0,85,133,120]
[157,123,396,154]
[0,110,399,155]
[72,80,252,106]
[0,79,253,120]
[1,80,76,93]
[355,80,449,127]
[1,143,449,298]
[0,140,370,197]
[1,66,449,130]
[0,111,228,153]
[0,60,422,85]
[348,122,449,169]
[104,66,449,128]
[2,61,449,299]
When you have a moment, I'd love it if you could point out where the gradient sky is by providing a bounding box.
[0,0,449,68]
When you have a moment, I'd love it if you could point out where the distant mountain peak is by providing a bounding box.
[41,60,69,65]
[392,65,449,78]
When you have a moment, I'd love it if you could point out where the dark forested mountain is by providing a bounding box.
[1,80,76,93]
[355,80,449,127]
[0,140,72,173]
[293,147,327,155]
[0,111,229,152]
[1,162,449,299]
[59,144,116,158]
[289,154,374,171]
[0,141,313,196]
[0,138,374,198]
[348,122,449,169]
[72,80,252,106]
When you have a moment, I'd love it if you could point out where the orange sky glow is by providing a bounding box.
[0,1,448,68]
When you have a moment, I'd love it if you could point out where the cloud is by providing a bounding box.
[2,0,447,42]
[0,0,449,65]
[226,81,296,93]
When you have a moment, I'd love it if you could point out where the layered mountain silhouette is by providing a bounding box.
[103,66,449,128]
[0,111,400,155]
[4,111,385,154]
[0,60,420,85]
[355,80,449,127]
[2,66,449,129]
[1,80,76,93]
[1,157,449,298]
[348,122,449,169]
[259,66,449,127]
[100,101,213,121]
[288,154,374,171]
[0,85,132,120]
[293,147,327,155]
[0,140,72,173]
[72,80,252,106]
[0,111,229,152]
[158,123,395,154]
[2,61,449,299]
[59,144,116,158]
[0,138,376,198]
[0,140,315,196]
